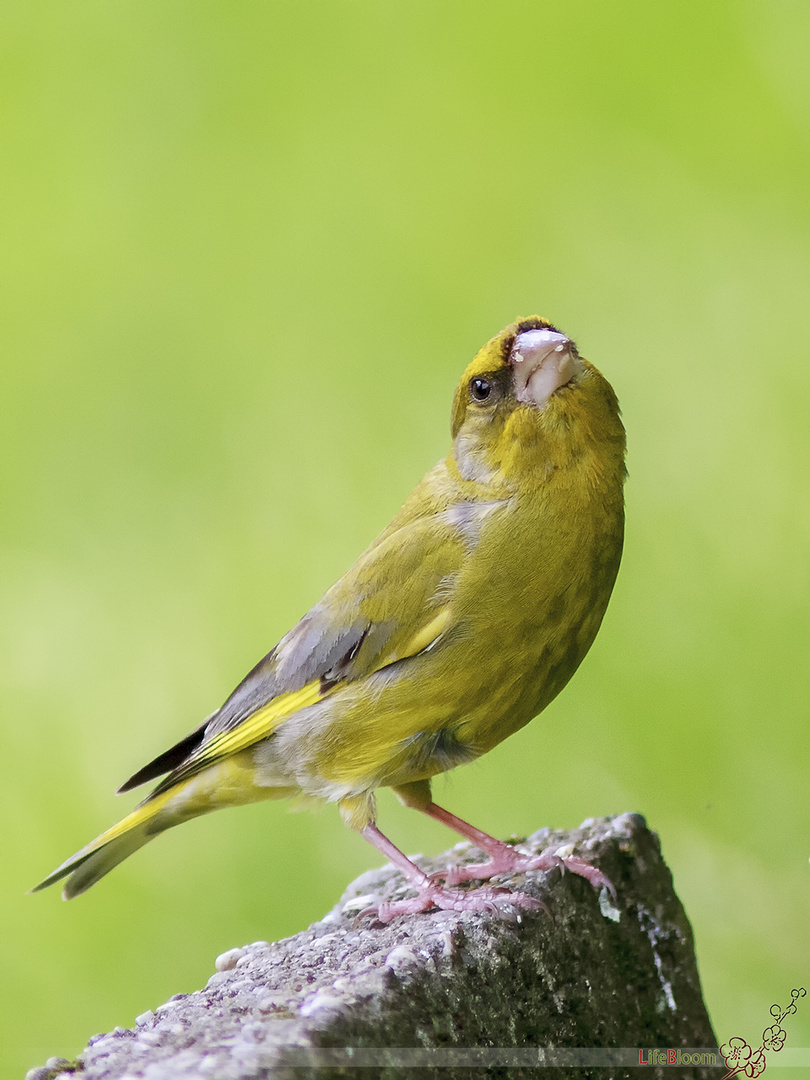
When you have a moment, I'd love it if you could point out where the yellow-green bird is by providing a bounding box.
[33,317,626,920]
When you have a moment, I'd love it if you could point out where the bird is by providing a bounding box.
[32,316,626,920]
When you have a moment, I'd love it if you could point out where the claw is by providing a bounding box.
[430,847,613,899]
[557,855,616,900]
[411,803,615,901]
[378,881,542,924]
[361,882,544,924]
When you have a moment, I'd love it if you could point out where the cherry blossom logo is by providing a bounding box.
[720,987,805,1079]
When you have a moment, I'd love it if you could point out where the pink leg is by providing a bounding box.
[360,824,543,923]
[422,803,615,898]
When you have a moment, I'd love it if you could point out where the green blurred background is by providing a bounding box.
[2,0,808,1074]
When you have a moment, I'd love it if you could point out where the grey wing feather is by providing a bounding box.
[204,607,382,738]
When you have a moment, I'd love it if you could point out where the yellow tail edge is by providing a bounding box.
[31,752,299,900]
[30,786,177,900]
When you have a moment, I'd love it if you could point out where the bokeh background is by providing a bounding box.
[3,0,808,1074]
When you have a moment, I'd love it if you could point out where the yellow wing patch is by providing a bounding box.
[400,607,452,658]
[183,681,324,771]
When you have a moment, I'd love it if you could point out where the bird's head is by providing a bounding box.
[450,316,626,493]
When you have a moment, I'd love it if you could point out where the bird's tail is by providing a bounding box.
[31,754,294,899]
[30,786,182,899]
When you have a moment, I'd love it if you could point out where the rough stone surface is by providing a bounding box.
[29,814,719,1080]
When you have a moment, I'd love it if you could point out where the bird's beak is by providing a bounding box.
[509,329,580,408]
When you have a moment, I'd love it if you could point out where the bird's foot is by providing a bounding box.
[362,882,544,924]
[435,845,615,898]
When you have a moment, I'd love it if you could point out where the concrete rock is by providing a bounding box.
[32,814,719,1080]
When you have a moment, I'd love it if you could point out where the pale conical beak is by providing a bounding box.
[509,329,580,407]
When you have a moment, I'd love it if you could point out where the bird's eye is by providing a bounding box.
[470,377,492,402]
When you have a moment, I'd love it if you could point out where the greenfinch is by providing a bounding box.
[33,316,626,920]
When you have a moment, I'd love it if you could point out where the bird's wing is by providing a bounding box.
[127,499,476,799]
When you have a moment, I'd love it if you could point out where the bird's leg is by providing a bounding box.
[393,783,613,896]
[425,803,613,893]
[339,791,540,922]
[358,823,543,923]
